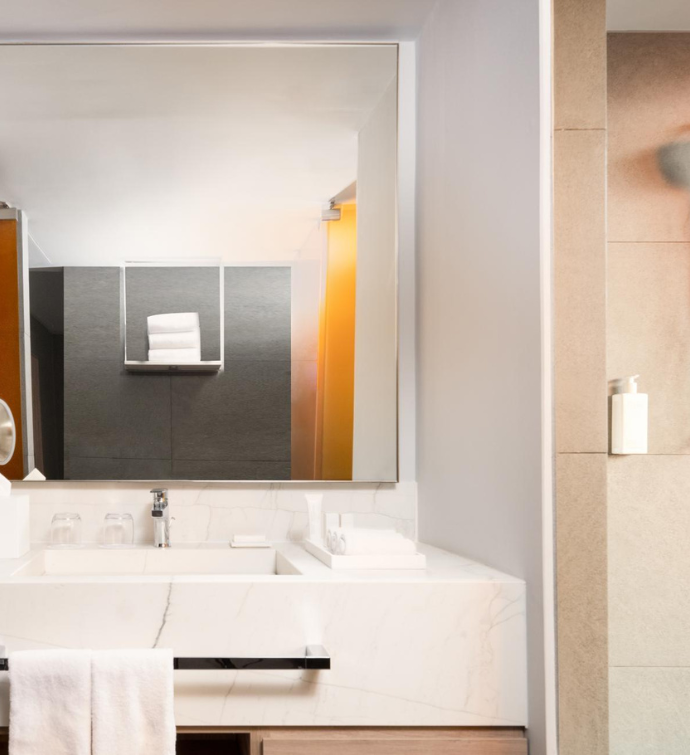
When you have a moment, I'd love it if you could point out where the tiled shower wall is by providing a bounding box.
[63,266,292,480]
[13,481,417,545]
[553,0,609,753]
[607,33,690,755]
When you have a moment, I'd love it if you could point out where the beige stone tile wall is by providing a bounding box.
[610,668,690,755]
[553,0,608,753]
[608,32,690,754]
[608,243,690,454]
[554,130,608,453]
[556,454,609,755]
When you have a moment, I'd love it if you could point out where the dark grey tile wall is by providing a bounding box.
[125,266,221,361]
[171,362,291,462]
[64,268,122,363]
[63,266,291,481]
[225,267,291,361]
[172,460,290,480]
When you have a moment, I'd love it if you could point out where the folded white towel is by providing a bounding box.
[92,649,176,755]
[337,529,417,556]
[9,649,92,755]
[147,312,200,334]
[148,348,201,363]
[148,329,200,351]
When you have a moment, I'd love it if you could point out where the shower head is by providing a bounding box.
[658,141,690,189]
[321,201,341,222]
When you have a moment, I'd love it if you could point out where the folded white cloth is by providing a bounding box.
[148,329,200,351]
[9,649,92,755]
[148,348,201,363]
[147,312,199,334]
[335,528,417,556]
[92,649,176,755]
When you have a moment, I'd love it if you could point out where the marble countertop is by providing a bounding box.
[0,541,525,585]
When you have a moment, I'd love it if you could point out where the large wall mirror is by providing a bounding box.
[0,44,399,482]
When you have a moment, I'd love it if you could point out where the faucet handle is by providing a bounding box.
[151,488,168,509]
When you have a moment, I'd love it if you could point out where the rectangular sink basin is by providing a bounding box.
[11,547,292,577]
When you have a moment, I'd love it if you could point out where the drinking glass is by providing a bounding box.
[103,513,135,547]
[50,513,82,548]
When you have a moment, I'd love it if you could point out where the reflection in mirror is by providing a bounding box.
[0,399,16,466]
[0,44,398,482]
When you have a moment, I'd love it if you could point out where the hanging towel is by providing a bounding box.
[92,649,176,755]
[148,347,201,363]
[9,649,92,755]
[147,312,199,334]
[148,329,200,351]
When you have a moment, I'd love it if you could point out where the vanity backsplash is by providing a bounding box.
[13,481,417,546]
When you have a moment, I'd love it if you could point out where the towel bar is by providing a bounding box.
[0,645,330,671]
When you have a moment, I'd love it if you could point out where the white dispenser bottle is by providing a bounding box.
[611,375,648,454]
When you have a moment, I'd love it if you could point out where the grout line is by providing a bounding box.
[610,665,690,669]
[554,127,606,132]
[558,451,690,457]
[556,451,608,455]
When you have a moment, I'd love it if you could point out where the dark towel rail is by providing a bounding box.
[0,645,330,672]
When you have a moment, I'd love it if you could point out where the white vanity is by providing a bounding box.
[0,543,526,729]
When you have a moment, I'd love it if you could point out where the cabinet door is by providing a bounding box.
[263,739,528,755]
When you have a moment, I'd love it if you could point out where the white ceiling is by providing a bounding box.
[0,0,438,42]
[608,0,690,31]
[0,44,397,266]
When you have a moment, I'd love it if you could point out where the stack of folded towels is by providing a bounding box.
[326,527,417,556]
[147,312,201,363]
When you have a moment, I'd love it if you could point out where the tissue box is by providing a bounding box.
[0,494,30,559]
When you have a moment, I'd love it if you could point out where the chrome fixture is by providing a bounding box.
[151,488,171,548]
[0,645,331,672]
[0,399,16,466]
[321,200,341,222]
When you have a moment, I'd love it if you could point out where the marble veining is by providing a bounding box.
[13,481,417,545]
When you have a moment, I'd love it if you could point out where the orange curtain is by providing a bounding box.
[0,219,25,480]
[314,204,357,480]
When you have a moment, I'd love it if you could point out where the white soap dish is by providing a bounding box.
[303,539,427,570]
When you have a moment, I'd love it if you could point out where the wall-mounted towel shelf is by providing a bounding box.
[0,645,330,671]
[124,360,223,373]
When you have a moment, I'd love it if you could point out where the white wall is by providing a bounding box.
[352,79,398,482]
[415,0,545,752]
[291,223,325,480]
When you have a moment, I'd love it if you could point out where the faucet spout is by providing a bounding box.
[151,488,171,548]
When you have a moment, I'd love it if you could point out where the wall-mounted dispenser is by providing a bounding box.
[610,375,648,455]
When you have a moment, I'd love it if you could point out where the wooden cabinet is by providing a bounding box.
[0,726,527,754]
[259,728,527,755]
[263,741,526,754]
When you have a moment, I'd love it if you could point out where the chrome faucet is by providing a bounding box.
[151,488,171,548]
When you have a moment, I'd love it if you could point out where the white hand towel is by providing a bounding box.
[148,348,201,363]
[9,649,92,755]
[148,329,200,351]
[147,313,199,334]
[337,529,417,556]
[92,649,176,755]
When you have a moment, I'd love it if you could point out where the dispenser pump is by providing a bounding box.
[620,375,639,394]
[611,375,647,454]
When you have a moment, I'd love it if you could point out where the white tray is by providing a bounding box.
[303,539,427,570]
